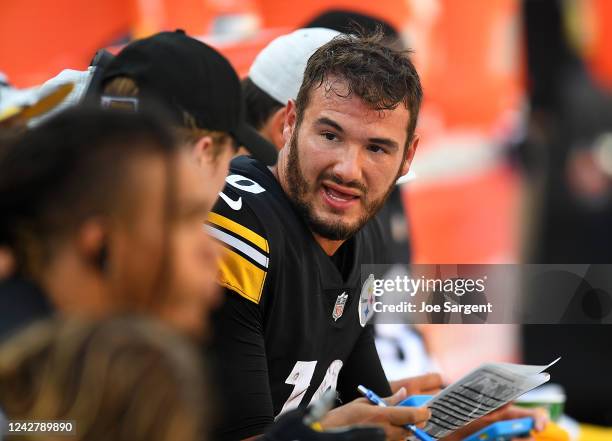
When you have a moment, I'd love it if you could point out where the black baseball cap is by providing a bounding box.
[101,30,277,165]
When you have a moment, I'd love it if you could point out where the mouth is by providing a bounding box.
[320,183,361,210]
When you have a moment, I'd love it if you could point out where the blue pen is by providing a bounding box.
[357,385,436,441]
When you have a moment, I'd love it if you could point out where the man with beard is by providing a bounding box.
[207,31,428,441]
[207,33,545,441]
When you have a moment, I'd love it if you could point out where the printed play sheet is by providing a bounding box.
[419,358,560,439]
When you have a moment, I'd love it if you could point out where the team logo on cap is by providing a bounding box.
[359,274,376,327]
[332,292,348,321]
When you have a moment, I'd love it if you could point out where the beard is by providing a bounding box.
[285,129,400,241]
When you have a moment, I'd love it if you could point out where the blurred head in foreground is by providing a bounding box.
[0,107,220,336]
[0,317,207,441]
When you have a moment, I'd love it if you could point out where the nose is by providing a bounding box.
[331,143,363,184]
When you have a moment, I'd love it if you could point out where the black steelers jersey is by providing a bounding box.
[207,156,391,440]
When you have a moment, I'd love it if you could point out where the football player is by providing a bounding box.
[208,32,547,441]
[208,31,427,440]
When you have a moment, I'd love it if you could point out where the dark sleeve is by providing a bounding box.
[206,175,275,438]
[0,278,53,343]
[336,324,391,404]
[209,289,274,440]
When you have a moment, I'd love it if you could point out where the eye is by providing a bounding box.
[367,145,386,154]
[321,132,338,142]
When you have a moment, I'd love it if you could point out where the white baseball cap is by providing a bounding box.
[248,27,340,105]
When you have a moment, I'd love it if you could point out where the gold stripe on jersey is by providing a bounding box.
[217,247,266,304]
[207,212,269,253]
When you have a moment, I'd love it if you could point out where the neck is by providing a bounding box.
[271,163,345,256]
[313,234,345,256]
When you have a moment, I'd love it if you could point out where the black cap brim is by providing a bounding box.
[233,122,278,166]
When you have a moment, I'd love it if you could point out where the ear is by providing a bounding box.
[75,219,108,273]
[282,100,297,147]
[0,247,16,279]
[400,134,420,176]
[267,106,287,151]
[190,136,215,167]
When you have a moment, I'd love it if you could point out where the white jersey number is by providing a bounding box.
[219,174,266,211]
[226,174,266,194]
[278,360,343,416]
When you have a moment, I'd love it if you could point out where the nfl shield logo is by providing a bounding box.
[332,292,348,321]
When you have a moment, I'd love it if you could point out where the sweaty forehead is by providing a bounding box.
[305,78,410,141]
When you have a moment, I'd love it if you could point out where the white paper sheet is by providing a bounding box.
[418,358,560,439]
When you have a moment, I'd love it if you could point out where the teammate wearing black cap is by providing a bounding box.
[100,30,277,212]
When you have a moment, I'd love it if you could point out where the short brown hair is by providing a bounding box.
[295,31,423,145]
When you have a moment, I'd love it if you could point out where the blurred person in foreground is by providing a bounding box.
[0,317,207,441]
[0,316,387,441]
[0,107,219,339]
[209,31,547,441]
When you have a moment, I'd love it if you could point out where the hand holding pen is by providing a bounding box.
[313,386,429,441]
[358,385,436,441]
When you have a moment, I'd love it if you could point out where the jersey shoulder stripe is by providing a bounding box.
[208,212,268,254]
[208,195,270,305]
[216,247,267,304]
[205,222,269,269]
